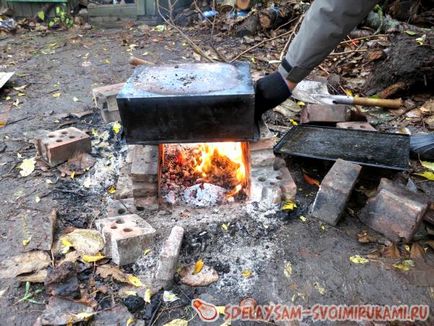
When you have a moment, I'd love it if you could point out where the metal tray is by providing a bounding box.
[274,125,410,170]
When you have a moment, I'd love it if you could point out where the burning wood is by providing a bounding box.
[160,142,250,206]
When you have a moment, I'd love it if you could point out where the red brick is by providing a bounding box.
[336,122,377,131]
[359,178,430,242]
[92,83,124,123]
[35,127,91,166]
[300,104,351,123]
[310,159,362,225]
[279,167,297,201]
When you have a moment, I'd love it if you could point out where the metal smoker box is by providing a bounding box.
[117,62,258,144]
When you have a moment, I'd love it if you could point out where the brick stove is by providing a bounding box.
[114,62,296,209]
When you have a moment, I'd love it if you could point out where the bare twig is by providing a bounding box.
[279,13,305,61]
[156,0,215,62]
[339,33,387,45]
[230,29,294,62]
[329,49,368,56]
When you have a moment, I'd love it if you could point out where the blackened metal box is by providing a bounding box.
[117,62,258,144]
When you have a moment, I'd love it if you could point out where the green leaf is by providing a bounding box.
[25,282,30,295]
[404,30,417,36]
[421,161,434,172]
[37,11,45,21]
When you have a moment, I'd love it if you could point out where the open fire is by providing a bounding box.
[159,142,250,206]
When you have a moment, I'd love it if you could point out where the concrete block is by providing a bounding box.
[96,214,156,265]
[92,83,124,123]
[155,226,185,287]
[132,181,158,198]
[106,198,143,217]
[336,122,377,131]
[310,159,362,226]
[300,104,351,124]
[135,196,159,211]
[35,127,91,166]
[359,178,430,242]
[130,145,158,182]
[251,149,275,167]
[114,163,133,199]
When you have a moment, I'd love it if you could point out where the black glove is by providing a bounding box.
[255,71,292,120]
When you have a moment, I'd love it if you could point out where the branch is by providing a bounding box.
[279,13,304,61]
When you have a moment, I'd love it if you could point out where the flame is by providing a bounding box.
[193,142,248,196]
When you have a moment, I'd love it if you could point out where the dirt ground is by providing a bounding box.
[0,25,433,326]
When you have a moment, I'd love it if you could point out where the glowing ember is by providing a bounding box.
[160,142,250,205]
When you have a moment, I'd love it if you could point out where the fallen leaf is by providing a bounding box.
[313,282,326,295]
[126,317,135,326]
[281,200,297,212]
[0,251,50,279]
[404,30,417,36]
[58,229,104,255]
[22,238,31,247]
[393,259,414,272]
[144,288,152,303]
[193,259,204,275]
[357,230,376,244]
[164,319,188,326]
[18,158,36,177]
[410,243,425,259]
[153,25,166,32]
[52,92,61,98]
[35,196,41,203]
[299,215,306,223]
[303,174,320,187]
[13,85,28,91]
[127,275,143,287]
[416,34,426,45]
[163,291,180,303]
[349,255,369,264]
[107,185,116,194]
[421,161,434,172]
[383,244,401,259]
[143,249,151,256]
[72,97,79,102]
[283,261,292,278]
[289,119,298,126]
[112,121,122,134]
[241,269,253,279]
[425,240,434,250]
[81,252,105,263]
[414,171,434,181]
[97,265,144,288]
[17,269,47,283]
[179,265,219,286]
[221,223,229,232]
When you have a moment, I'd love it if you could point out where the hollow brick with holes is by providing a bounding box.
[35,127,91,166]
[95,214,156,265]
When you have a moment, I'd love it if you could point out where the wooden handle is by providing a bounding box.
[353,97,403,109]
[129,56,147,66]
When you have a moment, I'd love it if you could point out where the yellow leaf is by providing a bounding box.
[221,223,229,232]
[216,306,226,315]
[320,224,326,232]
[282,200,297,212]
[193,259,204,275]
[283,261,292,278]
[112,122,122,134]
[22,237,31,246]
[13,85,28,91]
[314,282,326,295]
[35,196,41,203]
[241,269,252,279]
[349,255,369,264]
[82,252,105,263]
[127,275,143,287]
[144,248,151,255]
[126,317,135,326]
[103,59,111,64]
[144,288,152,303]
[71,312,95,321]
[107,185,116,194]
[393,259,414,272]
[124,290,137,296]
[289,119,298,126]
[299,215,306,223]
[163,319,188,326]
[344,89,353,97]
[420,161,434,172]
[52,92,61,98]
[296,101,305,106]
[19,158,35,177]
[70,171,75,179]
[404,245,411,252]
[415,171,434,181]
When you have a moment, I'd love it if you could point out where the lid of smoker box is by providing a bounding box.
[274,125,410,170]
[117,62,254,99]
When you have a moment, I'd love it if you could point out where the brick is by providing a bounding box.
[154,226,184,287]
[134,196,159,211]
[106,198,143,217]
[336,122,377,131]
[132,181,158,198]
[310,159,362,225]
[96,214,156,265]
[279,167,297,201]
[359,178,429,242]
[300,104,351,124]
[114,163,133,199]
[35,127,91,166]
[130,145,158,182]
[251,149,275,167]
[92,83,124,123]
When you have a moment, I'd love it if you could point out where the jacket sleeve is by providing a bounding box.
[278,0,379,83]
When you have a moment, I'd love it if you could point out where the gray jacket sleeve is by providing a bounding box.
[278,0,379,83]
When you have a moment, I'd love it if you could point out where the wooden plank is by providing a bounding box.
[87,4,136,17]
[136,0,145,15]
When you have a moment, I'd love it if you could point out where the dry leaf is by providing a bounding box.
[107,185,116,194]
[414,171,434,181]
[127,275,143,287]
[18,158,35,177]
[283,261,292,278]
[299,215,306,222]
[303,174,320,187]
[421,161,434,172]
[0,251,50,279]
[357,230,376,244]
[393,259,414,272]
[349,255,369,264]
[164,319,188,326]
[193,259,204,275]
[52,92,61,98]
[81,252,105,263]
[144,288,152,303]
[410,243,425,259]
[383,243,401,259]
[112,121,122,134]
[97,265,143,287]
[144,249,151,256]
[126,317,135,326]
[58,229,104,255]
[163,290,179,303]
[241,269,252,279]
[313,282,326,295]
[221,223,229,232]
[282,200,297,211]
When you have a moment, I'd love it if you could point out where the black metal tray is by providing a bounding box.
[274,125,410,170]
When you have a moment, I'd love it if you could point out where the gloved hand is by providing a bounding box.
[255,71,292,120]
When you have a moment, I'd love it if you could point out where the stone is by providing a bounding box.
[179,264,219,287]
[35,127,91,166]
[278,167,297,201]
[94,305,136,326]
[36,297,94,325]
[130,145,158,182]
[45,262,80,299]
[309,159,362,226]
[300,104,351,124]
[96,214,156,265]
[92,83,124,123]
[336,121,377,131]
[359,178,430,242]
[154,226,185,287]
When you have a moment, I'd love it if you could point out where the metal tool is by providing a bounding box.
[292,80,403,109]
